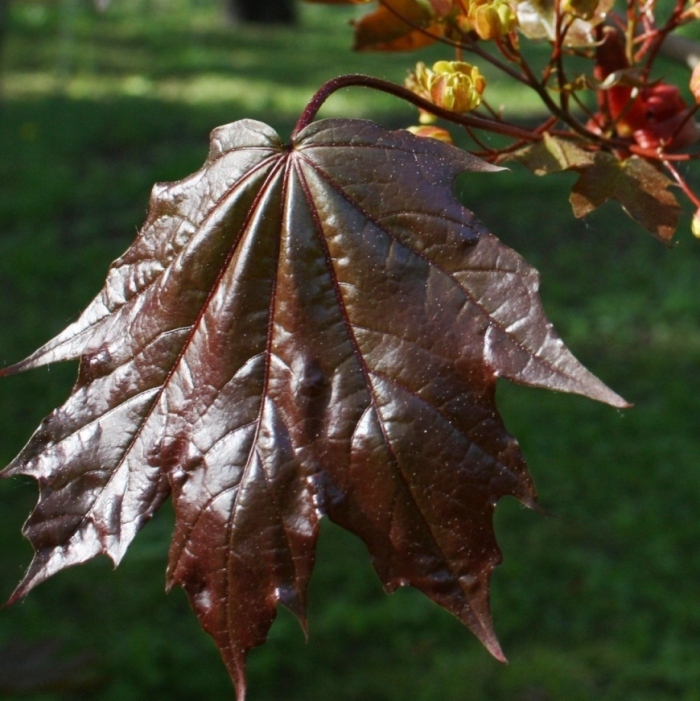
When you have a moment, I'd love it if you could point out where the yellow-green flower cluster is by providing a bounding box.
[458,0,517,40]
[406,60,487,120]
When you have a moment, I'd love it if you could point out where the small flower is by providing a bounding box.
[515,0,613,46]
[405,61,433,102]
[406,60,487,114]
[406,125,454,143]
[459,0,517,40]
[419,110,439,125]
[405,63,439,123]
[692,208,700,239]
[431,60,486,112]
[690,63,700,105]
[430,61,486,112]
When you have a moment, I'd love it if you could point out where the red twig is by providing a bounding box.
[463,124,498,153]
[641,0,687,79]
[663,159,700,208]
[292,74,543,142]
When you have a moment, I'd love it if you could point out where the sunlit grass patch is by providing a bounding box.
[4,0,546,119]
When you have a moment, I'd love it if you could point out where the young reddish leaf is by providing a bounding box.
[504,132,594,175]
[353,0,440,51]
[427,0,453,14]
[515,0,614,45]
[570,153,680,242]
[1,118,627,700]
[505,134,680,242]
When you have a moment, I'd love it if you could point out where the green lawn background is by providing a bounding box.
[1,1,700,699]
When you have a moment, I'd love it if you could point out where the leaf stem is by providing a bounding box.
[663,159,700,208]
[292,74,541,142]
[640,0,686,79]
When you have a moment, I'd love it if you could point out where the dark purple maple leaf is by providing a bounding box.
[1,118,627,700]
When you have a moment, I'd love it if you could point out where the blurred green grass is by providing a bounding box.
[1,1,700,700]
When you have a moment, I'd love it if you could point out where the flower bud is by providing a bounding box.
[458,0,517,40]
[430,60,487,112]
[406,63,440,123]
[406,60,487,114]
[692,208,700,239]
[405,61,432,101]
[406,125,454,143]
[691,63,700,105]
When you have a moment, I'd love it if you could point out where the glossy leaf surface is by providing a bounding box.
[2,118,627,700]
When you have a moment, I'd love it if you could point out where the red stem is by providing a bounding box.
[628,145,697,161]
[641,0,686,79]
[291,74,541,142]
[663,160,700,208]
[292,74,700,165]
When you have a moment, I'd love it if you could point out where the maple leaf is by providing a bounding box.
[506,133,680,242]
[353,0,441,51]
[569,153,680,243]
[1,118,627,700]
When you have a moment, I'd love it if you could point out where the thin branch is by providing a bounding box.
[463,124,499,153]
[292,74,543,141]
[641,0,687,77]
[516,57,606,144]
[570,89,597,122]
[554,10,575,114]
[374,0,532,86]
[479,97,504,120]
[664,159,700,208]
[629,145,698,161]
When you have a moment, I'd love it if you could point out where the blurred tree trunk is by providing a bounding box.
[226,0,297,24]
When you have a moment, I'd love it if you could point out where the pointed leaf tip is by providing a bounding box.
[486,638,508,664]
[228,656,248,701]
[470,607,507,663]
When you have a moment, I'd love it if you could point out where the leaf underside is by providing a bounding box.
[506,133,680,242]
[353,0,440,51]
[1,118,627,700]
[569,152,680,243]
